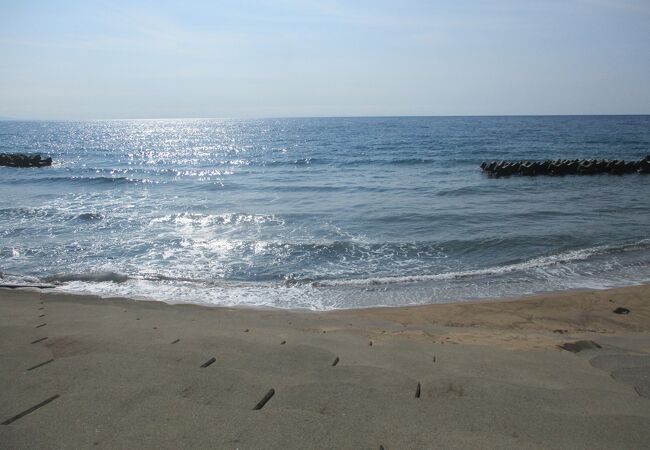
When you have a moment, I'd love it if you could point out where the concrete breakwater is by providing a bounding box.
[0,153,52,168]
[481,155,650,177]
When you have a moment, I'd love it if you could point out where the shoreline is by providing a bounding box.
[1,284,649,448]
[16,279,650,312]
[10,281,650,313]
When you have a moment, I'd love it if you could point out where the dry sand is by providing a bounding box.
[1,285,649,449]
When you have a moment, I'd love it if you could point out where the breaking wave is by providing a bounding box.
[312,240,650,287]
[46,271,130,284]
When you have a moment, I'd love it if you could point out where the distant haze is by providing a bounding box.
[1,0,649,119]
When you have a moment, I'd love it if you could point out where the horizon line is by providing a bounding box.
[2,113,650,122]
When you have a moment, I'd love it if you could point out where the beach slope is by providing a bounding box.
[1,286,649,449]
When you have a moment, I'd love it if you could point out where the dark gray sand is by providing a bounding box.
[1,286,650,449]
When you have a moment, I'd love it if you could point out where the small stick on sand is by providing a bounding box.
[253,388,275,410]
[27,359,54,371]
[200,357,216,368]
[2,394,60,425]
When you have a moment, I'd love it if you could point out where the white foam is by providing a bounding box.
[312,240,650,287]
[46,271,129,283]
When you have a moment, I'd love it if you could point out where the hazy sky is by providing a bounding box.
[1,0,649,119]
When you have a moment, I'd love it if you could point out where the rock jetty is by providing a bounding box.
[0,153,52,168]
[481,155,650,177]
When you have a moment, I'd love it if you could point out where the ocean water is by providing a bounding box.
[1,116,650,310]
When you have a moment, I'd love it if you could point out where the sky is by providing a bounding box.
[0,0,649,119]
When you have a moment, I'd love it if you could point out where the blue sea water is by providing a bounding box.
[1,116,650,309]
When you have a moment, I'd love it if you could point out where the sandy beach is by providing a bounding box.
[3,0,650,448]
[0,286,649,449]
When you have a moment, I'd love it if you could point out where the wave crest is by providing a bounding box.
[312,240,650,287]
[45,271,129,283]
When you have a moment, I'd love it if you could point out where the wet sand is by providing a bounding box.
[1,286,649,449]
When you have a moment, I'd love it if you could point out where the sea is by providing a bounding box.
[1,116,649,310]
